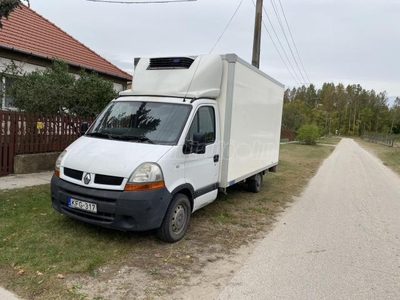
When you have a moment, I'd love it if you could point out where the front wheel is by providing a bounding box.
[157,193,191,243]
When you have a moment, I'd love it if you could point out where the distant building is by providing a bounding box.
[0,5,131,110]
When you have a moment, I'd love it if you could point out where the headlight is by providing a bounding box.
[124,163,164,191]
[54,150,67,177]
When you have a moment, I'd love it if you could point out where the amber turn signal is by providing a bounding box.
[124,181,165,191]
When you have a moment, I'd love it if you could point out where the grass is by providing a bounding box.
[357,138,400,175]
[318,136,342,145]
[0,143,335,300]
[0,186,146,299]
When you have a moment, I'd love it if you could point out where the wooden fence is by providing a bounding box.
[1,111,94,176]
[363,134,394,147]
[281,130,296,141]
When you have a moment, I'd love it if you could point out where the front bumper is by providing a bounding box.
[50,175,172,231]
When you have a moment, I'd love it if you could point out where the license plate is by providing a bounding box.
[67,198,97,213]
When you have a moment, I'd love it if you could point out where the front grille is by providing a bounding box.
[61,205,114,223]
[64,168,123,186]
[148,57,194,70]
[64,168,83,180]
[95,174,124,186]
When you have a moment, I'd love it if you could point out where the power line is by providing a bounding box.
[260,3,304,84]
[251,0,300,85]
[278,0,311,84]
[270,0,309,86]
[262,19,301,85]
[209,0,245,54]
[86,0,196,4]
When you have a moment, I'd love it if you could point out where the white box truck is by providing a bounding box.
[51,54,284,242]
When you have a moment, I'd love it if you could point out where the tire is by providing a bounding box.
[248,173,263,193]
[157,193,191,243]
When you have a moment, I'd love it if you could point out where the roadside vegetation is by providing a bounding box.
[357,138,400,175]
[296,124,320,145]
[0,143,335,300]
[318,136,342,145]
[282,84,400,137]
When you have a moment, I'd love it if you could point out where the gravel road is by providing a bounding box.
[218,138,400,300]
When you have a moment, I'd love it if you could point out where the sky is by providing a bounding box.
[29,0,400,102]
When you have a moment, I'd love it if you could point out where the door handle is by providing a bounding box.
[214,155,219,162]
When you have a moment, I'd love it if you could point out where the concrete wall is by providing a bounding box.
[14,152,61,174]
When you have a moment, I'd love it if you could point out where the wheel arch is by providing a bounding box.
[170,184,195,212]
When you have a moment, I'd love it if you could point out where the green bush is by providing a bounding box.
[296,124,320,145]
[8,60,117,116]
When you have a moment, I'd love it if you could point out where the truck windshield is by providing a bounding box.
[87,101,191,145]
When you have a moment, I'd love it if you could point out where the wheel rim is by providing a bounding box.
[171,204,186,234]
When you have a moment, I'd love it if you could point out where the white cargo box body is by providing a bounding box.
[217,54,284,188]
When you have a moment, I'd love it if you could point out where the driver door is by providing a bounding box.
[184,105,220,211]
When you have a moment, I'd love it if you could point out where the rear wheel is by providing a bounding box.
[248,173,263,193]
[157,193,191,243]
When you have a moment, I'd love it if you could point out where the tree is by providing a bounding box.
[390,97,400,134]
[282,82,394,136]
[0,0,29,28]
[283,88,290,103]
[282,100,311,131]
[8,60,117,116]
[289,87,296,102]
[71,69,118,116]
[305,84,318,107]
[294,85,307,103]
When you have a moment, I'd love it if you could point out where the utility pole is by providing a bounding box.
[252,0,263,69]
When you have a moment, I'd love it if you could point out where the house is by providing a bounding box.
[0,4,131,110]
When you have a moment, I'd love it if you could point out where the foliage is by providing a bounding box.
[390,97,400,134]
[359,139,400,176]
[282,100,311,131]
[71,69,118,116]
[0,0,29,28]
[283,83,394,136]
[7,60,117,116]
[296,124,320,145]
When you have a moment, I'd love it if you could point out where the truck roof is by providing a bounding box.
[120,54,223,99]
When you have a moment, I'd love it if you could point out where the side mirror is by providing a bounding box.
[80,122,89,136]
[183,132,206,154]
[193,132,206,154]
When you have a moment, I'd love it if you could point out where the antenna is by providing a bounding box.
[182,55,204,102]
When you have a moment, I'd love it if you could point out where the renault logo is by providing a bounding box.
[84,173,91,185]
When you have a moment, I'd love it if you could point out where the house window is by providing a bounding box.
[0,76,17,110]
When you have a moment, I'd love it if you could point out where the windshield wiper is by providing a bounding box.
[85,132,114,140]
[115,135,155,144]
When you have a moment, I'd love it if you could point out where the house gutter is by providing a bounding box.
[0,45,132,81]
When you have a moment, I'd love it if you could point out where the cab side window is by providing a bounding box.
[187,106,215,144]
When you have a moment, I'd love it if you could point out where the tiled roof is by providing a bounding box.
[0,5,131,80]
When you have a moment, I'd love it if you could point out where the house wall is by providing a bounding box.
[113,82,124,92]
[0,57,46,73]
